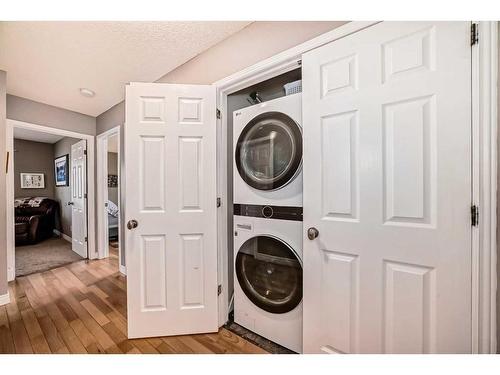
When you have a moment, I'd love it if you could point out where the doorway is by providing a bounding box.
[6,119,96,280]
[97,126,124,274]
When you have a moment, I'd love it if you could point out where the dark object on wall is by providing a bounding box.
[54,154,69,187]
[15,198,60,246]
[247,91,263,105]
[108,174,118,188]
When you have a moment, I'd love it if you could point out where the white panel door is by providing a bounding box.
[302,22,472,353]
[70,139,88,258]
[125,82,218,338]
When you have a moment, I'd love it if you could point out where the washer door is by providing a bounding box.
[235,111,302,191]
[236,235,302,314]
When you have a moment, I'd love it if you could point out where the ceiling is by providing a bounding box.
[0,21,251,117]
[14,127,64,144]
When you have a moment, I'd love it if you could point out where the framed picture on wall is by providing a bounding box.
[54,154,69,187]
[20,173,45,189]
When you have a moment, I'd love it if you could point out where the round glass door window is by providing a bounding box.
[235,112,302,191]
[236,235,302,314]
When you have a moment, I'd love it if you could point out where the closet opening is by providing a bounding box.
[223,67,303,353]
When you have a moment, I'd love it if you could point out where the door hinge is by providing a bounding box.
[84,193,87,199]
[471,23,479,46]
[217,284,222,296]
[84,150,87,155]
[216,197,221,208]
[471,205,479,227]
[84,236,88,242]
[216,108,221,120]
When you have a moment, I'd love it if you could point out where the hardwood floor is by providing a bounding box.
[0,247,267,354]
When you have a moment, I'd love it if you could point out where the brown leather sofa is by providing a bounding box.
[15,198,60,246]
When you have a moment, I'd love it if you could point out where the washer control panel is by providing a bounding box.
[234,203,302,221]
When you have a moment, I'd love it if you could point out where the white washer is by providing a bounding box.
[233,214,303,353]
[233,93,302,207]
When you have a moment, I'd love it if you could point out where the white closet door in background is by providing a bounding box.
[302,22,472,353]
[125,83,218,338]
[70,139,88,258]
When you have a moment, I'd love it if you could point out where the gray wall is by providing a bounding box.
[13,139,55,199]
[108,152,118,205]
[0,71,7,297]
[54,136,81,237]
[97,101,124,134]
[7,95,96,136]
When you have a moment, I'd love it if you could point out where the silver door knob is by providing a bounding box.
[127,220,138,230]
[307,227,319,240]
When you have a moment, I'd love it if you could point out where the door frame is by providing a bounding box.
[5,119,96,281]
[96,125,124,274]
[213,21,498,353]
[471,21,498,354]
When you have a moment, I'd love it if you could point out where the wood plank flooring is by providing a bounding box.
[0,247,267,354]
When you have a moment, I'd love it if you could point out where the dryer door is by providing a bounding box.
[236,235,302,314]
[235,112,302,191]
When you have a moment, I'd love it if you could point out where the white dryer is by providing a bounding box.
[233,93,302,207]
[233,212,303,353]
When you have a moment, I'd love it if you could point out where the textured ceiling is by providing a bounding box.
[0,21,251,116]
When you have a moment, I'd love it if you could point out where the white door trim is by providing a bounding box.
[96,126,124,274]
[471,21,498,354]
[96,130,109,259]
[5,119,96,281]
[214,21,497,353]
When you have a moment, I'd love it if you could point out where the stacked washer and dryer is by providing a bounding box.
[232,92,303,353]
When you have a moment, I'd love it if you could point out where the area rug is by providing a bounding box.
[15,237,84,277]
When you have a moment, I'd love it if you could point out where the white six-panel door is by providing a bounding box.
[125,82,218,338]
[70,139,88,258]
[302,22,472,353]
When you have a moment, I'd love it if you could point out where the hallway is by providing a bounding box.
[0,248,266,354]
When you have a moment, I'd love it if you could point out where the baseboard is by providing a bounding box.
[61,233,72,243]
[7,268,15,282]
[119,264,127,275]
[54,229,72,243]
[0,292,10,306]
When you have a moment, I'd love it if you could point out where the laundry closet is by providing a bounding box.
[124,21,477,354]
[226,69,304,352]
